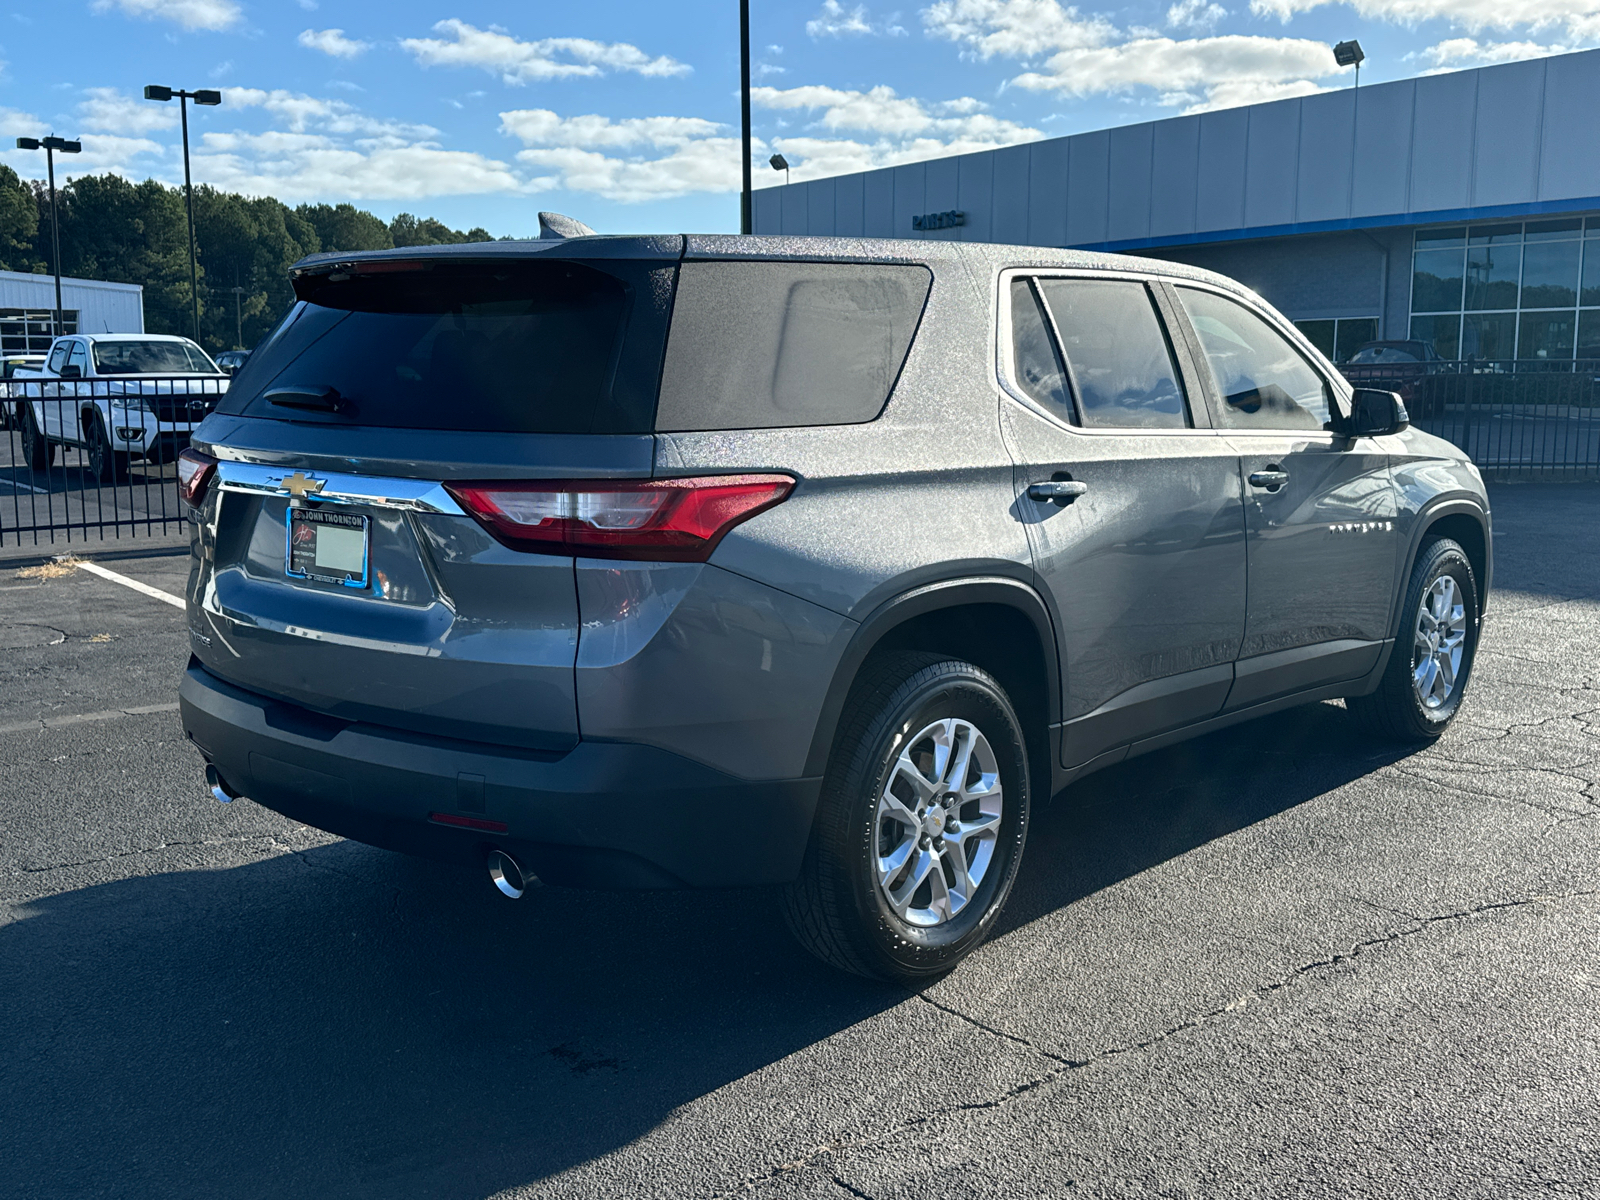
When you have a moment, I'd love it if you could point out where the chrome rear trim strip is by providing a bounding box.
[215,461,466,516]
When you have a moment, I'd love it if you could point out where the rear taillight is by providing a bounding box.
[177,448,217,507]
[445,475,794,561]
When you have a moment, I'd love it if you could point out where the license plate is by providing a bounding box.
[286,507,369,587]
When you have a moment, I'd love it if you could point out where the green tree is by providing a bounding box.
[389,212,491,247]
[193,188,319,350]
[52,174,191,336]
[0,166,41,273]
[297,202,392,253]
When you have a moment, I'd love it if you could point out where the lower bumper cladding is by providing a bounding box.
[179,661,822,890]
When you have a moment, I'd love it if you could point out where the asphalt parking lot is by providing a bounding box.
[2,485,1597,1200]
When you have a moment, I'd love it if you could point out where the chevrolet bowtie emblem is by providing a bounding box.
[280,471,326,498]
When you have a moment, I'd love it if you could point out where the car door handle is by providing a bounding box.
[1248,469,1290,490]
[1027,480,1089,504]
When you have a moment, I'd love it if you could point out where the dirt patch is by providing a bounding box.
[14,556,79,581]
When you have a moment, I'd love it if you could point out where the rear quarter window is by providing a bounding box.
[654,261,932,432]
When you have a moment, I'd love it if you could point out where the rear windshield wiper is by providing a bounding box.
[266,385,344,413]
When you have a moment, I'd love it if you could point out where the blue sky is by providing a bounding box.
[1,0,1593,237]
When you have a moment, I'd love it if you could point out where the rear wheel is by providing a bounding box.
[782,652,1031,982]
[1348,536,1480,742]
[19,404,54,471]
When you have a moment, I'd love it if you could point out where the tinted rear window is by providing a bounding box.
[654,261,931,431]
[219,258,673,434]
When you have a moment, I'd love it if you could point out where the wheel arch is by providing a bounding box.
[1390,498,1491,640]
[802,577,1060,785]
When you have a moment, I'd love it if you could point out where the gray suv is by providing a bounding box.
[176,234,1491,982]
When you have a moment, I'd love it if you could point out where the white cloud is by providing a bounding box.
[90,0,241,32]
[807,0,906,36]
[753,83,1039,142]
[1167,0,1229,30]
[298,28,372,59]
[922,0,1115,58]
[1249,0,1600,41]
[222,87,438,140]
[76,87,179,135]
[1416,36,1571,69]
[924,1,1342,112]
[401,19,690,84]
[196,144,525,202]
[500,110,721,150]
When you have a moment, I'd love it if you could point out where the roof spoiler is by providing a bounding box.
[538,212,597,240]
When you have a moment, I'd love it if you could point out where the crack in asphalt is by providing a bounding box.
[712,887,1600,1199]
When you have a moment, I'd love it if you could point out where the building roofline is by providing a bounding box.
[0,269,143,294]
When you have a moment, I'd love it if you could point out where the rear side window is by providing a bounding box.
[1033,279,1190,430]
[654,261,931,431]
[220,258,674,434]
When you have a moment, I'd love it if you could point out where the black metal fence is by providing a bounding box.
[1339,358,1600,482]
[2,377,226,549]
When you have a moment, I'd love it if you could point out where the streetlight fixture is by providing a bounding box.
[15,135,81,340]
[1333,39,1365,89]
[769,153,789,186]
[143,85,221,342]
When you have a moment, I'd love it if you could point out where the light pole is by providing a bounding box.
[230,283,245,349]
[143,85,221,343]
[15,136,81,339]
[739,0,752,235]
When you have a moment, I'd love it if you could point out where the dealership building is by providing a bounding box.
[751,48,1600,363]
[0,270,145,357]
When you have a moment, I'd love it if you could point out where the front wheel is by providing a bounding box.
[85,414,127,483]
[1348,536,1480,741]
[782,652,1031,982]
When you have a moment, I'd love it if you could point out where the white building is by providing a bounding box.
[0,270,144,356]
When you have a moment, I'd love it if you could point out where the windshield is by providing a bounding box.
[92,340,219,375]
[1350,345,1420,363]
[219,258,673,434]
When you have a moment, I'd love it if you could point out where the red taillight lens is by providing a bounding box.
[177,448,217,507]
[445,475,794,561]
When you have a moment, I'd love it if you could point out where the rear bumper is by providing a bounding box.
[179,662,821,889]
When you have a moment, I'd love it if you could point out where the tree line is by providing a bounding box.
[0,166,498,351]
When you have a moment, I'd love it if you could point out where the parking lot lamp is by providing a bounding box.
[14,135,81,340]
[740,0,752,234]
[769,153,789,187]
[143,86,222,343]
[1333,39,1365,89]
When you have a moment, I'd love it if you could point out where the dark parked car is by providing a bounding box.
[176,234,1491,981]
[1342,339,1449,417]
[215,350,251,375]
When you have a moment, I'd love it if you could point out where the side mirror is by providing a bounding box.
[58,363,82,380]
[1345,387,1408,438]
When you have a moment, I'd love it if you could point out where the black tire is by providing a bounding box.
[19,403,54,471]
[782,652,1031,983]
[84,413,125,483]
[1348,536,1480,742]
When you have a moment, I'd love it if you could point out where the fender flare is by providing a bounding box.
[800,575,1061,779]
[1387,495,1491,641]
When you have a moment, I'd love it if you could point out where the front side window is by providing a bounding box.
[1176,287,1332,432]
[47,342,68,373]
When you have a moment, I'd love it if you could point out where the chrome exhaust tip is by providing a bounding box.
[204,764,244,805]
[487,849,535,899]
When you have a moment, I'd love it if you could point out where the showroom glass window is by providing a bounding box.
[1409,217,1600,360]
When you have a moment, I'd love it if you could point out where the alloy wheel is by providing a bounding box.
[1412,573,1466,710]
[874,717,1003,928]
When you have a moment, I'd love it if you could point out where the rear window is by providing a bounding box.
[94,340,217,374]
[1349,345,1420,364]
[219,258,674,434]
[654,261,931,431]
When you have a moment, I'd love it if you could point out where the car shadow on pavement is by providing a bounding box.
[0,701,1412,1200]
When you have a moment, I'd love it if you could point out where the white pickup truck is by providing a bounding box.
[11,333,229,480]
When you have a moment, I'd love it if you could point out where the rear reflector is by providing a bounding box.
[445,474,794,561]
[429,812,509,833]
[177,448,217,507]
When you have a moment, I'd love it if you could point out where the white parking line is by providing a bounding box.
[5,478,49,494]
[75,560,185,610]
